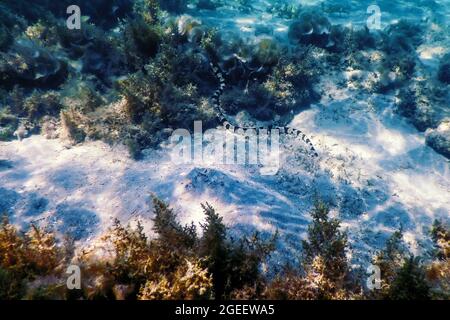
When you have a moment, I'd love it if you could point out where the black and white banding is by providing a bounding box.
[210,62,319,157]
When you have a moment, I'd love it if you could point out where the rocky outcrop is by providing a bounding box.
[426,120,450,158]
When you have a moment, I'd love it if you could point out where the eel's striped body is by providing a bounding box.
[210,62,319,157]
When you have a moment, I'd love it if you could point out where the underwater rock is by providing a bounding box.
[438,54,450,84]
[0,39,67,89]
[426,120,450,159]
[288,11,332,48]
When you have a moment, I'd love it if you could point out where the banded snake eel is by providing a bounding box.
[210,62,319,158]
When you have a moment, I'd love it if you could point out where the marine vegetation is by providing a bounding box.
[0,1,447,158]
[0,198,448,300]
